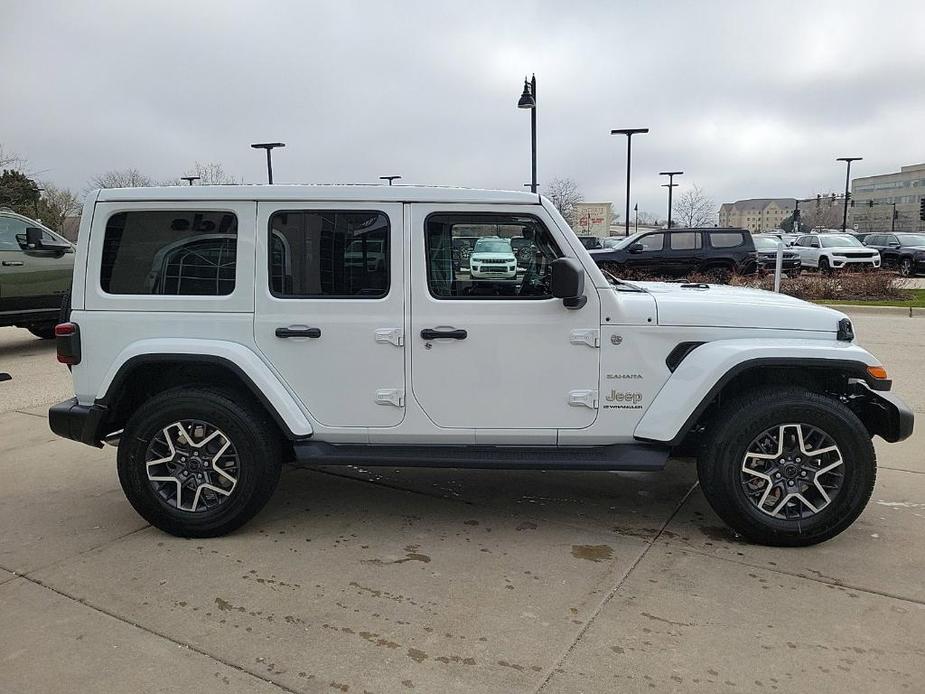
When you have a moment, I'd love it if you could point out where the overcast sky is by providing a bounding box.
[2,0,923,216]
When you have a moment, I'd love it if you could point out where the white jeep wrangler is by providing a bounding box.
[49,185,913,545]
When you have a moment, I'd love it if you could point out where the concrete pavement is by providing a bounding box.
[0,316,923,693]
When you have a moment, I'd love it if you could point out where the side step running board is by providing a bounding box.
[293,442,669,471]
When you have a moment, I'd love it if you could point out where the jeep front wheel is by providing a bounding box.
[697,386,875,547]
[117,387,282,537]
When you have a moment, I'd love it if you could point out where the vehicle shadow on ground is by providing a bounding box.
[257,460,703,542]
[0,334,56,360]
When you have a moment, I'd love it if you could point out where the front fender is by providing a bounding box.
[634,339,883,445]
[98,338,313,438]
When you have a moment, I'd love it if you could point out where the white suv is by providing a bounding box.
[791,233,881,271]
[469,236,517,279]
[49,185,913,545]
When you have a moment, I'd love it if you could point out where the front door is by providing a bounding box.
[254,203,405,428]
[0,215,72,315]
[409,205,600,430]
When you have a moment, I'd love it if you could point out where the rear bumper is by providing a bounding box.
[48,398,106,448]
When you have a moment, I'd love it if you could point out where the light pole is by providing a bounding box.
[379,175,401,186]
[251,142,286,184]
[659,171,683,228]
[181,176,200,186]
[836,156,862,232]
[517,74,537,193]
[634,203,638,234]
[611,128,648,236]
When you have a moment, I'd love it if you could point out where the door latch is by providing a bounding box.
[568,389,599,409]
[375,389,405,407]
[375,328,404,346]
[569,329,600,348]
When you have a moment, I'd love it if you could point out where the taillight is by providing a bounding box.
[55,322,81,365]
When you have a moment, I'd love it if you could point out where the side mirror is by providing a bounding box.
[627,243,644,254]
[551,257,587,310]
[889,242,901,248]
[26,227,44,249]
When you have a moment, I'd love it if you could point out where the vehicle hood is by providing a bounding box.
[818,246,878,254]
[635,281,846,333]
[470,252,515,260]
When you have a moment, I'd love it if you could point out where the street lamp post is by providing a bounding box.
[634,203,638,234]
[611,128,649,236]
[181,176,200,186]
[659,171,683,228]
[379,176,401,186]
[836,156,862,232]
[251,142,286,184]
[517,75,537,193]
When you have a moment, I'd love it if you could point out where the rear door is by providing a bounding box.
[254,203,405,428]
[666,231,702,275]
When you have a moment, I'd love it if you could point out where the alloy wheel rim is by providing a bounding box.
[740,423,844,520]
[145,420,239,512]
[900,260,911,276]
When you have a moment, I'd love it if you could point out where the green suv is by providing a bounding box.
[0,209,74,339]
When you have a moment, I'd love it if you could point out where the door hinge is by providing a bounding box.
[375,388,405,407]
[375,328,404,347]
[568,389,599,409]
[569,329,600,348]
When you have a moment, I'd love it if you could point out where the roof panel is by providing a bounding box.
[95,184,541,205]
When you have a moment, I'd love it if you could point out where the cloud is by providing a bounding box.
[2,0,923,214]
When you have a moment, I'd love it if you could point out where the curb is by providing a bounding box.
[823,304,921,318]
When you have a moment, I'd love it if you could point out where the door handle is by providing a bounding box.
[420,327,467,340]
[2,261,24,266]
[275,326,322,339]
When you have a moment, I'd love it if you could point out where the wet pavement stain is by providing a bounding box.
[571,544,614,562]
[407,648,429,663]
[516,521,538,531]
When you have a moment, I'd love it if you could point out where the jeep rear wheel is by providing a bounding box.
[118,387,282,537]
[697,386,875,546]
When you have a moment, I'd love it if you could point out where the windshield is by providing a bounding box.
[473,238,512,254]
[753,236,786,250]
[820,235,863,248]
[605,233,644,250]
[898,235,925,246]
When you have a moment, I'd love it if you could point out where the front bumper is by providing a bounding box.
[830,256,880,269]
[853,386,914,443]
[48,397,107,448]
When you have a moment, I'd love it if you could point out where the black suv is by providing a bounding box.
[589,228,757,278]
[863,232,925,276]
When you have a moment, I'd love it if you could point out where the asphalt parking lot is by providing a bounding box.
[1,312,923,694]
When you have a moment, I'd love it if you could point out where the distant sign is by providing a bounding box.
[574,203,612,237]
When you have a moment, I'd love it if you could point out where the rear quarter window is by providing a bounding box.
[100,211,238,295]
[709,232,746,248]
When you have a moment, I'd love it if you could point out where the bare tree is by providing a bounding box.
[184,161,239,185]
[36,182,81,232]
[0,144,26,171]
[545,177,583,225]
[87,168,156,191]
[800,193,843,230]
[673,184,717,228]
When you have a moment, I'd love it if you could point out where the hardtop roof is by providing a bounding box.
[95,184,541,205]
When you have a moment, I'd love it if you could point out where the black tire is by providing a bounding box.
[697,386,876,547]
[818,256,832,274]
[117,386,283,538]
[899,258,913,277]
[27,323,56,340]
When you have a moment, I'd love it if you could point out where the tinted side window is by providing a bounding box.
[669,232,701,250]
[269,210,389,298]
[709,232,745,248]
[425,213,561,299]
[636,233,664,252]
[0,216,28,251]
[101,211,237,295]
